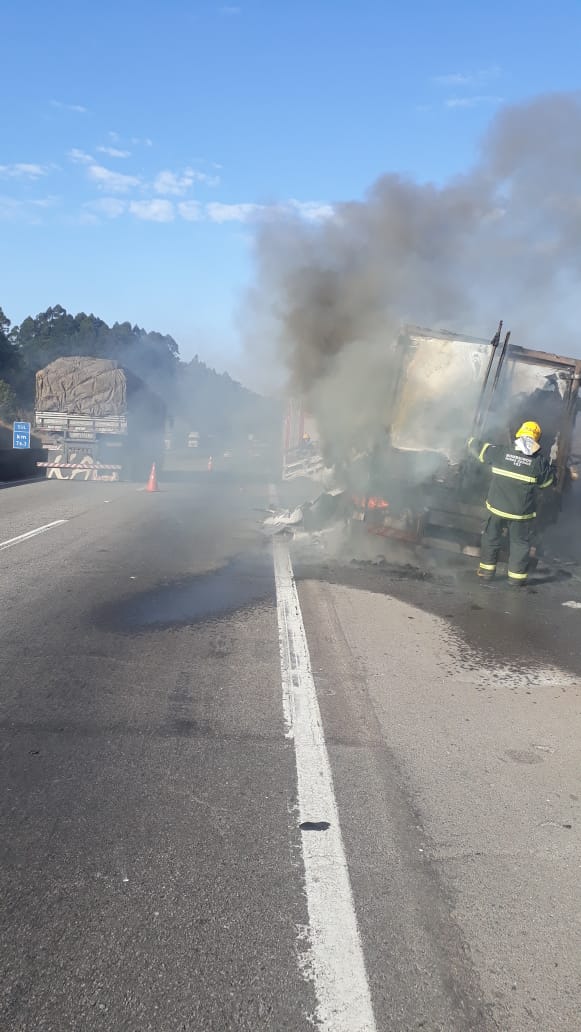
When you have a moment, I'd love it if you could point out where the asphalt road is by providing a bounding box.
[1,473,581,1031]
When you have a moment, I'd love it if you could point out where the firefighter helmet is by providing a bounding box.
[516,420,542,442]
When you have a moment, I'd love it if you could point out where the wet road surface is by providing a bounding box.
[1,474,581,1030]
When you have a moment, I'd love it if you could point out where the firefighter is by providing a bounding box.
[467,421,554,586]
[300,431,314,456]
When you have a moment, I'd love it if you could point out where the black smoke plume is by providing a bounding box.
[250,94,581,459]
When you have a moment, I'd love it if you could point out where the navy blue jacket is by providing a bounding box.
[468,437,553,520]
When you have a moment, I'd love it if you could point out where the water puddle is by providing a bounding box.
[103,553,275,631]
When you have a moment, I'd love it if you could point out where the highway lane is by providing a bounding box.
[297,570,581,1031]
[0,478,139,542]
[0,475,317,1031]
[1,474,581,1030]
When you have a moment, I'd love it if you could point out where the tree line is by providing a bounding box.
[0,305,179,418]
[0,305,279,443]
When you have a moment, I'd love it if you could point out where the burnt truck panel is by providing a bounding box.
[282,397,326,481]
[353,324,504,546]
[390,327,500,461]
[369,327,581,553]
[483,345,581,490]
[285,322,578,555]
[34,357,166,481]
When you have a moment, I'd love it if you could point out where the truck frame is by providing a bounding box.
[283,322,581,556]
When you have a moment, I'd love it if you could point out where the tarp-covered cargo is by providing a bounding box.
[36,357,129,418]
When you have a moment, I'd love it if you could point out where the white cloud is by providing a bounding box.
[204,199,334,224]
[129,198,174,222]
[88,164,141,193]
[84,197,126,219]
[287,199,335,222]
[97,145,131,158]
[68,148,94,165]
[178,200,203,221]
[51,100,87,113]
[154,167,219,195]
[193,170,220,187]
[69,190,333,227]
[131,136,153,147]
[206,202,261,223]
[433,66,501,88]
[0,163,50,179]
[154,169,194,196]
[33,196,58,208]
[0,195,58,221]
[446,95,502,109]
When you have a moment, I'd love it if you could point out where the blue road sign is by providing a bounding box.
[13,421,31,449]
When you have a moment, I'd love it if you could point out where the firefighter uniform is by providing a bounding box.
[467,423,554,585]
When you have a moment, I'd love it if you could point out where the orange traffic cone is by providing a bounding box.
[207,456,213,473]
[146,462,159,492]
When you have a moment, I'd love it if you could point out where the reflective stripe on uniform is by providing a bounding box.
[478,443,491,462]
[485,501,536,520]
[491,466,537,484]
[479,563,496,571]
[508,570,528,580]
[538,477,553,488]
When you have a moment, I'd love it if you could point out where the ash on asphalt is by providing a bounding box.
[293,548,573,596]
[100,553,276,632]
[291,539,581,679]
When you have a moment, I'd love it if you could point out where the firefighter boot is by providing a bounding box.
[477,567,495,581]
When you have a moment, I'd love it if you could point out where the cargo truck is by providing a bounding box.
[34,356,166,481]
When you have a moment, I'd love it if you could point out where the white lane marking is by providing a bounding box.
[273,535,377,1032]
[0,520,68,552]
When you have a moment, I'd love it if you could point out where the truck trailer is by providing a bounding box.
[34,357,166,481]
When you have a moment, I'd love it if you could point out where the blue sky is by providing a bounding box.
[1,0,581,374]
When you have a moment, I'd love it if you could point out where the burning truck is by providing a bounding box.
[280,322,581,556]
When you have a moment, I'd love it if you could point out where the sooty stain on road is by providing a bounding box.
[98,553,276,632]
[293,552,581,680]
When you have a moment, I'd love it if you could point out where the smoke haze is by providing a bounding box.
[248,93,581,455]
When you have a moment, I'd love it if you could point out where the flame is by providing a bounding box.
[352,495,389,510]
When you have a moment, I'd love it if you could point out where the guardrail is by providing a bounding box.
[0,448,48,482]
